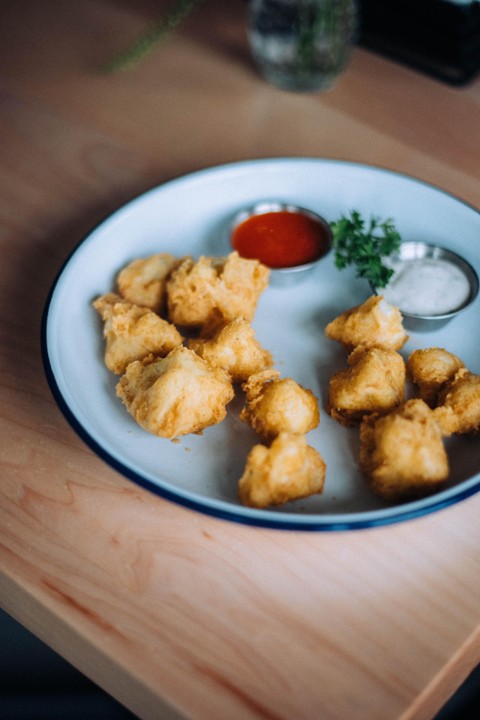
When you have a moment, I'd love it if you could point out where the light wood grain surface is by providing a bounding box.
[1,1,479,719]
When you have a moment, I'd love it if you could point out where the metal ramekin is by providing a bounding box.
[229,201,332,287]
[371,242,479,331]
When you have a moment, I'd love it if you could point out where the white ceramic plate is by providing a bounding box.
[42,158,480,530]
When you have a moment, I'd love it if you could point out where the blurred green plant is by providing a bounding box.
[105,0,204,73]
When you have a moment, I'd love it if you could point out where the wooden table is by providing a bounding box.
[1,1,479,718]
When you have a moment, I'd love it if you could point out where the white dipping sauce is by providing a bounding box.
[383,257,471,315]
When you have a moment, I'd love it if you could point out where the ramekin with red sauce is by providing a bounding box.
[229,202,332,286]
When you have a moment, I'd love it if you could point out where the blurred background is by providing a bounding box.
[359,0,480,85]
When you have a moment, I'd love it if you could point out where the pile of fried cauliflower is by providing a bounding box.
[325,294,480,501]
[93,251,480,509]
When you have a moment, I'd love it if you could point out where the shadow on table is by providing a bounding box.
[434,663,480,720]
[0,609,138,719]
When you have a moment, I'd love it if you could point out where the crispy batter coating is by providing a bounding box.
[359,399,449,501]
[166,252,270,331]
[240,369,320,441]
[325,295,408,351]
[116,346,234,438]
[93,293,184,374]
[188,317,273,383]
[407,347,464,408]
[238,432,326,508]
[117,253,181,315]
[327,346,405,426]
[433,368,480,436]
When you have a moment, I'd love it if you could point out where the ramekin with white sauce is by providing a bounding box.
[371,242,479,331]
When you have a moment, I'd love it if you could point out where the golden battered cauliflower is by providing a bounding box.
[359,399,449,501]
[433,368,480,436]
[116,346,234,438]
[93,293,183,374]
[328,346,405,426]
[238,432,326,508]
[240,369,320,441]
[166,252,270,331]
[188,317,273,383]
[407,347,465,408]
[117,253,181,315]
[325,295,408,351]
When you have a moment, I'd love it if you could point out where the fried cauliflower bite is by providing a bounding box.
[238,432,326,508]
[240,369,320,441]
[117,253,181,315]
[116,346,234,439]
[433,368,480,436]
[325,295,408,351]
[327,346,405,426]
[407,348,465,408]
[188,317,273,383]
[93,293,184,374]
[166,252,270,331]
[359,399,449,501]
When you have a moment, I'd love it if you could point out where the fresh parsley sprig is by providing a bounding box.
[330,210,401,288]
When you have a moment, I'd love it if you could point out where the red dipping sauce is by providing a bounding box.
[231,209,331,269]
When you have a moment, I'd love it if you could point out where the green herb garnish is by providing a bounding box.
[330,210,401,288]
